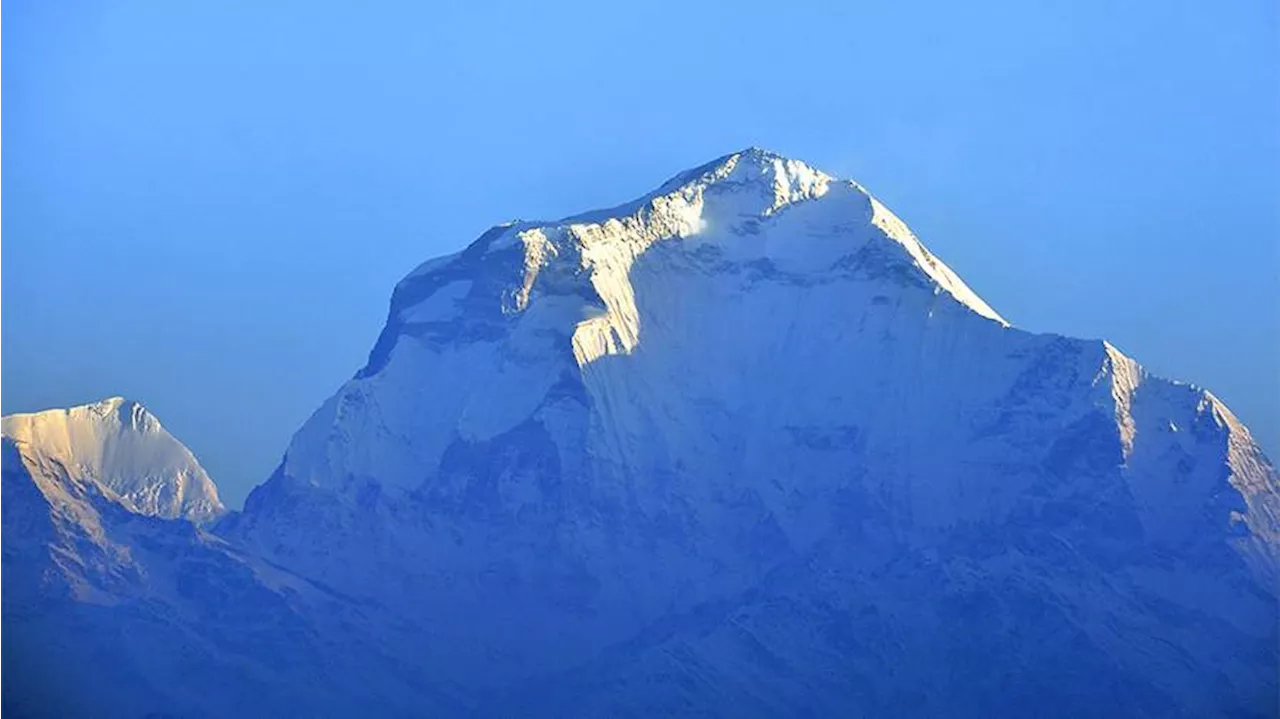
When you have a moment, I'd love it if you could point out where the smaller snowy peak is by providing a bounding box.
[1091,341,1279,580]
[2,398,224,522]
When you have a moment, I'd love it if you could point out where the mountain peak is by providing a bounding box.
[724,145,823,174]
[2,398,224,522]
[394,151,1004,357]
[699,145,810,171]
[83,396,161,432]
[320,152,1030,492]
[644,146,834,216]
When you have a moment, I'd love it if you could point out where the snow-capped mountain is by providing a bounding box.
[2,397,224,522]
[223,148,1278,716]
[1,400,459,717]
[6,149,1277,717]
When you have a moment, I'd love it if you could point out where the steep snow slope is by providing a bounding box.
[221,149,1279,716]
[2,397,224,522]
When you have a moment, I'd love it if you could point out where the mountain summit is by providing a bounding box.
[223,149,1278,715]
[2,396,224,522]
[8,151,1279,717]
[269,148,1016,496]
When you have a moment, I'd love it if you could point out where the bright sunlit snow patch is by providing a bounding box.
[1,397,224,522]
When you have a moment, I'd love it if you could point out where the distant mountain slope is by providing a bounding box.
[2,397,224,522]
[1,417,457,718]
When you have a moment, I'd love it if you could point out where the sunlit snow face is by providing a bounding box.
[477,150,1007,371]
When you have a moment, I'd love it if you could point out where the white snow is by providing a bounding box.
[2,396,224,522]
[275,152,1275,559]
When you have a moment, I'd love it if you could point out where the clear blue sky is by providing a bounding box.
[5,0,1277,506]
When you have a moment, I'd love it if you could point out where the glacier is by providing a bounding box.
[4,148,1277,718]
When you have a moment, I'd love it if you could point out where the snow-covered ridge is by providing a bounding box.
[283,149,1274,518]
[1096,341,1279,582]
[2,397,224,522]
[398,147,1006,367]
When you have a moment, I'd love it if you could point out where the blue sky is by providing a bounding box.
[5,0,1277,506]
